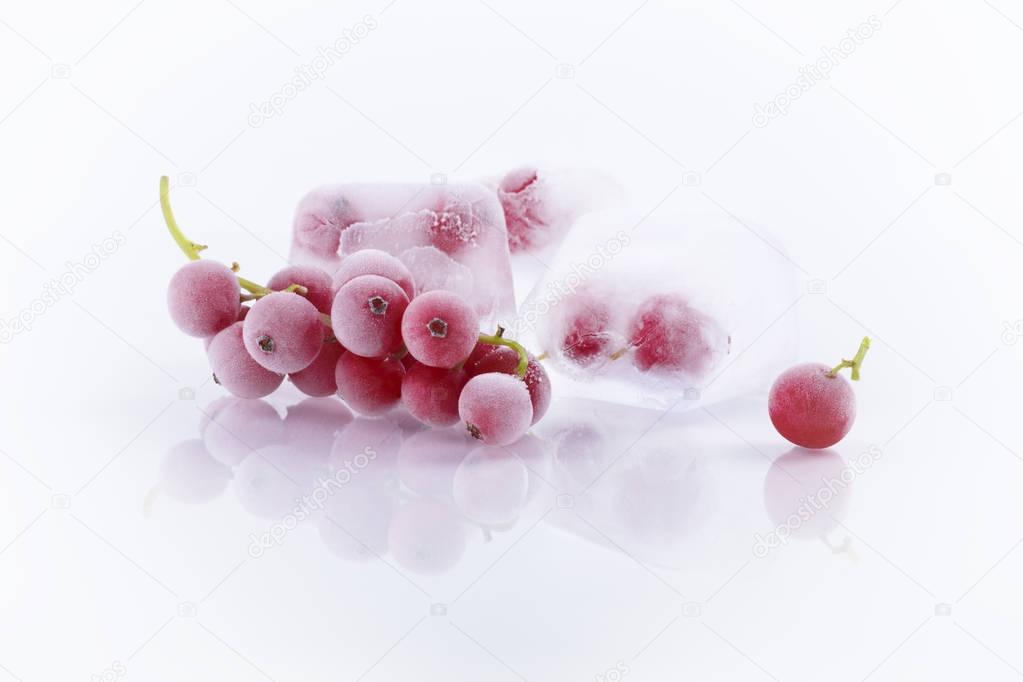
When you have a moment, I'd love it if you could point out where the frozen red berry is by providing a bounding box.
[467,345,550,424]
[331,275,409,358]
[401,364,468,427]
[335,351,405,415]
[768,338,870,449]
[289,340,345,397]
[267,265,334,314]
[401,290,479,368]
[627,294,723,376]
[458,373,533,446]
[167,260,240,338]
[243,292,323,374]
[208,322,284,399]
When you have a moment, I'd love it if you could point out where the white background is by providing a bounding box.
[2,0,1023,680]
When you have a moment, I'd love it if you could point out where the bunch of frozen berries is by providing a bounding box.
[162,178,549,446]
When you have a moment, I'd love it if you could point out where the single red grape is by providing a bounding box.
[167,260,240,338]
[401,363,468,427]
[289,339,345,397]
[335,351,405,415]
[331,274,409,358]
[560,294,614,365]
[497,165,542,252]
[467,345,550,424]
[768,363,856,449]
[243,292,323,373]
[458,373,533,446]
[627,293,720,376]
[267,265,334,314]
[207,322,284,399]
[401,290,479,368]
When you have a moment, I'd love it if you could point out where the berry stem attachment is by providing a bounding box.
[477,332,529,378]
[828,337,871,381]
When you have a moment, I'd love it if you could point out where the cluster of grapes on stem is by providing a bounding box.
[161,177,549,446]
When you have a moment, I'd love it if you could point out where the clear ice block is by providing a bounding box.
[290,183,516,324]
[512,209,800,409]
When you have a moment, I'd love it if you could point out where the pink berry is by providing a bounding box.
[333,249,416,302]
[768,363,856,449]
[335,351,405,415]
[427,201,481,255]
[292,186,362,261]
[497,165,542,252]
[401,364,468,427]
[207,322,284,399]
[467,345,550,424]
[167,260,240,337]
[243,292,323,373]
[331,275,409,358]
[289,340,345,397]
[458,373,533,446]
[401,290,479,368]
[267,265,334,314]
[627,294,721,376]
[560,295,614,365]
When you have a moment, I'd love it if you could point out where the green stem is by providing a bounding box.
[477,332,529,378]
[828,337,871,381]
[160,176,207,260]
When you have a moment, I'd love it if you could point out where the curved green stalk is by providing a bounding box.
[477,332,529,378]
[160,176,207,260]
[828,337,871,381]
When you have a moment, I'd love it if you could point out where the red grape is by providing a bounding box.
[401,290,479,368]
[497,165,541,252]
[267,265,334,314]
[289,339,345,397]
[243,292,323,373]
[401,363,468,427]
[458,373,533,446]
[167,260,240,338]
[335,351,405,415]
[768,363,856,449]
[333,249,416,302]
[331,275,409,358]
[427,201,480,255]
[627,294,721,376]
[560,294,614,365]
[467,345,550,424]
[207,322,284,399]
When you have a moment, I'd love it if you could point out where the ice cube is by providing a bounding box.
[290,183,516,324]
[515,208,798,409]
